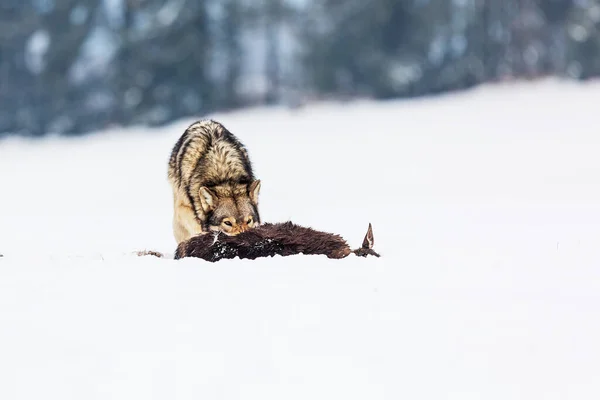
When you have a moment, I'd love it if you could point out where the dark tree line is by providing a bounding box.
[0,0,599,137]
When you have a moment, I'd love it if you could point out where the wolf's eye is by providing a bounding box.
[246,217,253,225]
[223,220,233,227]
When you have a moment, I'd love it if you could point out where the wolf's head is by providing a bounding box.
[198,180,261,236]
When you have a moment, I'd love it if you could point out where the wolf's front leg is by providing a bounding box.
[173,204,205,243]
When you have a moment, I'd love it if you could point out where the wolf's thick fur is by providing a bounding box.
[168,120,261,243]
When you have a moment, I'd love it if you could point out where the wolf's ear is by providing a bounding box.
[249,180,261,204]
[198,186,217,212]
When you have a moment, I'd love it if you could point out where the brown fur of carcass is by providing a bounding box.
[174,221,380,262]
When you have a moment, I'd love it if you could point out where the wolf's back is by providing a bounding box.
[168,120,255,190]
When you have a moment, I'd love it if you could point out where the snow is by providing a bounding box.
[1,78,600,399]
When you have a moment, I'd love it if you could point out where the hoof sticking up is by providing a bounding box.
[353,223,380,258]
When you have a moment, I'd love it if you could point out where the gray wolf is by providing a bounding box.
[168,120,261,244]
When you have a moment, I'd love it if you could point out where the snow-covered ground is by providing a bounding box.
[1,79,600,399]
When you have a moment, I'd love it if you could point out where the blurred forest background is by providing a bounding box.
[1,0,599,136]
